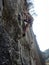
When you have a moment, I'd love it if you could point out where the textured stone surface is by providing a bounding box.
[0,25,12,65]
[0,0,34,65]
[0,0,45,65]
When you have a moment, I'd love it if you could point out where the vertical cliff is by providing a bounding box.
[0,0,45,65]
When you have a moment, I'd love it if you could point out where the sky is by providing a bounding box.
[30,0,49,51]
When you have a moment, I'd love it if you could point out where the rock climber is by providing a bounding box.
[23,11,33,32]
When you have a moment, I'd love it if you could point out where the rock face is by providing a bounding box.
[32,32,46,65]
[0,0,45,65]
